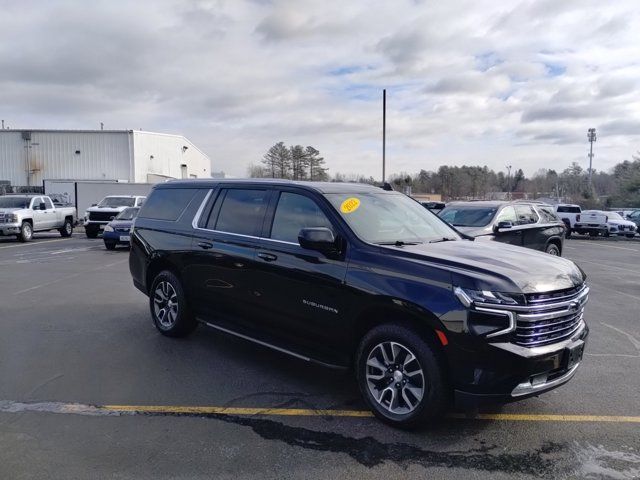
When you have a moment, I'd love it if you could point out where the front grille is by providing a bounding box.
[515,285,588,347]
[115,227,130,233]
[89,211,117,222]
[0,213,5,223]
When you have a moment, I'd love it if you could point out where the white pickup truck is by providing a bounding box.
[84,195,146,238]
[554,204,608,237]
[0,194,77,242]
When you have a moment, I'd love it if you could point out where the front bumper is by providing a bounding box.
[103,230,132,243]
[0,222,21,236]
[450,286,589,407]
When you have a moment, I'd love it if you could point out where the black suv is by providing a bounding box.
[439,201,565,256]
[129,180,589,427]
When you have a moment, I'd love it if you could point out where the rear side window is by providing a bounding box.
[270,192,333,243]
[537,206,560,223]
[139,188,197,221]
[210,189,269,236]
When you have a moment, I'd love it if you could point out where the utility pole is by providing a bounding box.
[506,165,512,200]
[587,128,596,187]
[382,89,386,183]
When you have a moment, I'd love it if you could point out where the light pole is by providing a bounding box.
[382,89,386,183]
[506,165,512,200]
[587,128,596,187]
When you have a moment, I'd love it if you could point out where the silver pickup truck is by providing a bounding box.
[0,194,77,242]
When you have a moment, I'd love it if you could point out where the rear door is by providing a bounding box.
[188,187,271,333]
[251,189,350,362]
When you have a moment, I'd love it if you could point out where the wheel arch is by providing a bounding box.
[145,256,182,295]
[545,236,563,255]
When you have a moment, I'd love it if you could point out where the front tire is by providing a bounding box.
[104,240,116,250]
[86,226,99,239]
[18,222,33,242]
[356,323,449,428]
[149,270,197,337]
[59,218,73,237]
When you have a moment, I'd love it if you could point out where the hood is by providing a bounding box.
[108,219,134,228]
[609,220,635,226]
[384,240,585,294]
[0,208,23,213]
[454,225,492,236]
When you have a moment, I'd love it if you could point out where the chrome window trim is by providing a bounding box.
[190,188,300,247]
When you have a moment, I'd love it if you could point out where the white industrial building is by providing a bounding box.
[0,129,211,187]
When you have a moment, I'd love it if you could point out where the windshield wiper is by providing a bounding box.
[376,240,423,246]
[428,237,457,243]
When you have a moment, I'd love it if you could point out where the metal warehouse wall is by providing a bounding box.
[131,131,210,183]
[0,131,132,186]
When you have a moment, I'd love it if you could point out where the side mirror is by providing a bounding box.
[39,203,46,210]
[298,227,336,253]
[494,221,513,233]
[110,216,115,221]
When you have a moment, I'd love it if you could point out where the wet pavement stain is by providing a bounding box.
[141,410,564,477]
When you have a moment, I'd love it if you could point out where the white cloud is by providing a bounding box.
[0,0,639,178]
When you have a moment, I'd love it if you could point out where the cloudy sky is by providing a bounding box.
[1,0,639,178]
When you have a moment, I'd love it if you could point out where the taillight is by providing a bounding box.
[576,214,580,222]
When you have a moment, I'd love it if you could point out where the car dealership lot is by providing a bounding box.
[0,235,639,479]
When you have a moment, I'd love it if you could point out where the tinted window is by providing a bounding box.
[139,188,197,221]
[99,197,136,207]
[115,207,140,220]
[514,205,539,225]
[557,205,580,213]
[270,193,332,243]
[213,189,268,236]
[44,197,54,210]
[496,206,517,223]
[536,206,560,223]
[439,206,498,227]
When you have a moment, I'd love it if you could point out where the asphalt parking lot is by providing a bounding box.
[0,233,639,479]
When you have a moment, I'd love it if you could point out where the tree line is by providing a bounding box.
[249,143,640,207]
[248,142,329,181]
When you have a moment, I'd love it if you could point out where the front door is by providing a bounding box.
[252,190,350,363]
[492,206,523,246]
[30,197,48,231]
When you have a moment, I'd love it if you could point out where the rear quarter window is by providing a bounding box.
[138,188,198,221]
[557,206,581,213]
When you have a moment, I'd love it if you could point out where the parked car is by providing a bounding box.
[84,195,146,238]
[583,210,637,238]
[129,180,589,428]
[573,210,610,237]
[626,210,640,230]
[103,207,140,250]
[0,194,76,242]
[438,200,565,255]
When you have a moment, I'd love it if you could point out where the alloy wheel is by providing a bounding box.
[153,281,179,328]
[365,341,425,415]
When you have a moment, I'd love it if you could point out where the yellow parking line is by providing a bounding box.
[103,404,640,422]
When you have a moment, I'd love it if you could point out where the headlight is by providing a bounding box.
[104,225,114,232]
[7,213,18,222]
[454,287,522,307]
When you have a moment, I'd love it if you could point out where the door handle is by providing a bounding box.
[197,241,213,250]
[257,252,278,262]
[514,231,522,235]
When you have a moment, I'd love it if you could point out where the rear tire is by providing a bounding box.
[18,222,33,242]
[545,243,560,256]
[149,270,197,337]
[356,323,449,429]
[59,218,73,237]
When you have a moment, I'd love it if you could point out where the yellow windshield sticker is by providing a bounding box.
[340,197,361,214]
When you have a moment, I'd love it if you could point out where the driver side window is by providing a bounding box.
[270,192,333,243]
[495,206,516,224]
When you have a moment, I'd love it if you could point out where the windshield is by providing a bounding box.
[115,207,140,220]
[0,196,31,209]
[438,206,498,227]
[325,192,459,244]
[98,197,136,207]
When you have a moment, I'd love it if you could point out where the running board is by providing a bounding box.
[198,319,347,370]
